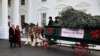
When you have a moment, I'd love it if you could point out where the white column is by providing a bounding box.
[1,0,8,39]
[12,0,20,26]
[25,0,34,24]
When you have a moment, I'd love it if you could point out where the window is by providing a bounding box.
[8,16,10,27]
[21,15,25,28]
[41,13,46,25]
[8,0,11,7]
[21,0,25,5]
[41,0,47,2]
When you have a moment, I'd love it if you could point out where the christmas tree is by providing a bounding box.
[59,6,100,29]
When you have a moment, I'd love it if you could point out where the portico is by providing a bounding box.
[0,0,100,39]
[0,0,21,39]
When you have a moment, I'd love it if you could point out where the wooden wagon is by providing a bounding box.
[42,25,100,56]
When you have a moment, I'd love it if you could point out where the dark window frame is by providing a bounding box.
[8,0,11,7]
[41,13,46,25]
[41,0,47,2]
[21,15,25,28]
[21,0,25,5]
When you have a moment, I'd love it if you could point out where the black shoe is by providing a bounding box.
[19,45,21,47]
[14,44,16,47]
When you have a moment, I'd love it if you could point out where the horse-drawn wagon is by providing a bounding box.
[44,26,100,45]
[43,25,100,56]
[42,6,100,56]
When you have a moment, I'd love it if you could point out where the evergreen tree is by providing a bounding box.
[59,6,100,29]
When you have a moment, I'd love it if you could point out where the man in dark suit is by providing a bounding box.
[9,24,16,48]
[48,16,54,26]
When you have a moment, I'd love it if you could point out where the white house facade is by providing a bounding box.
[0,0,100,39]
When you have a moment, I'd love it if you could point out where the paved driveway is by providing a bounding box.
[0,39,100,56]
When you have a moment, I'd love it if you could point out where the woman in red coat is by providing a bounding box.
[15,25,21,47]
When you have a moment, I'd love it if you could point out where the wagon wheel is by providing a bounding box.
[74,44,88,56]
[42,40,49,49]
